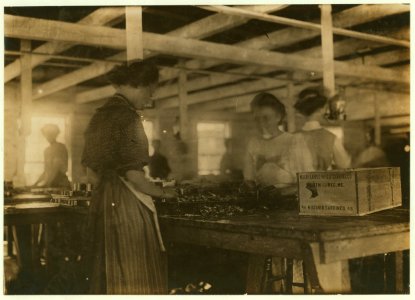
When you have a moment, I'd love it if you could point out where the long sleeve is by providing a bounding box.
[332,137,351,169]
[82,96,150,175]
[117,113,149,175]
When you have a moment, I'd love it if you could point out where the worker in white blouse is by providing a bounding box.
[243,92,296,189]
[294,87,351,171]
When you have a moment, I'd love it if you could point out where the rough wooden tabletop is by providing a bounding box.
[159,208,409,242]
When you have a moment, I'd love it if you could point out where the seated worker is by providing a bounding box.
[148,139,171,180]
[294,87,351,171]
[243,92,307,293]
[353,128,389,168]
[243,92,296,190]
[33,124,70,188]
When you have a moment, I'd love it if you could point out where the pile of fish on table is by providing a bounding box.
[155,180,298,219]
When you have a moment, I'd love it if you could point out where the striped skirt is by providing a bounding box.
[82,171,167,294]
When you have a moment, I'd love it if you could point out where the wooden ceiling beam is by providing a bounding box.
[77,25,408,105]
[20,5,283,100]
[351,49,409,67]
[189,52,409,112]
[4,4,410,99]
[200,5,410,47]
[4,8,125,83]
[5,14,126,49]
[29,4,407,102]
[201,77,409,116]
[76,4,409,103]
[165,4,410,82]
[166,5,288,39]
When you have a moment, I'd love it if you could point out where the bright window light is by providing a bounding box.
[197,122,231,175]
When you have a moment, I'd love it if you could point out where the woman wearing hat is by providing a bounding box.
[81,61,176,294]
[294,87,351,171]
[33,124,70,188]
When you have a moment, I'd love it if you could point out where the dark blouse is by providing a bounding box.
[81,94,149,176]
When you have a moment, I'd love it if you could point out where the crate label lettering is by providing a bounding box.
[306,205,346,211]
[299,173,352,180]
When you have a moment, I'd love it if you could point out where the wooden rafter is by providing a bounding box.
[200,5,410,48]
[154,5,410,84]
[76,5,409,104]
[25,5,284,100]
[4,7,125,83]
[4,3,412,104]
[5,15,126,49]
[77,25,409,106]
[185,51,409,113]
[199,78,409,117]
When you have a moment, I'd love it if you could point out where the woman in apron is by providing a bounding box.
[81,61,176,294]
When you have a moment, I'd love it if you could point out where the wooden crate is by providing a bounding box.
[297,167,402,216]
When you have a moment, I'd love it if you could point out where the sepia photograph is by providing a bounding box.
[2,1,410,295]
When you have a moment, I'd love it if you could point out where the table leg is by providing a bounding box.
[7,226,13,256]
[12,225,32,270]
[394,251,404,293]
[303,243,351,294]
[245,254,267,293]
[31,224,41,269]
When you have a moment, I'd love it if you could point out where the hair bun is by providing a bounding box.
[298,87,321,102]
[106,61,159,87]
[295,87,327,116]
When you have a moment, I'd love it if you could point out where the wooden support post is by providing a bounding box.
[16,40,33,186]
[21,40,32,136]
[153,114,161,140]
[178,68,188,140]
[125,6,143,61]
[374,92,381,145]
[320,4,336,98]
[286,73,296,133]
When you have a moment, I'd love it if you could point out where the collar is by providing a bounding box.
[302,121,322,131]
[113,93,137,112]
[98,94,141,116]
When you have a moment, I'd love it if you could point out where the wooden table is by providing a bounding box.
[4,202,409,294]
[159,208,409,294]
[4,204,86,272]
